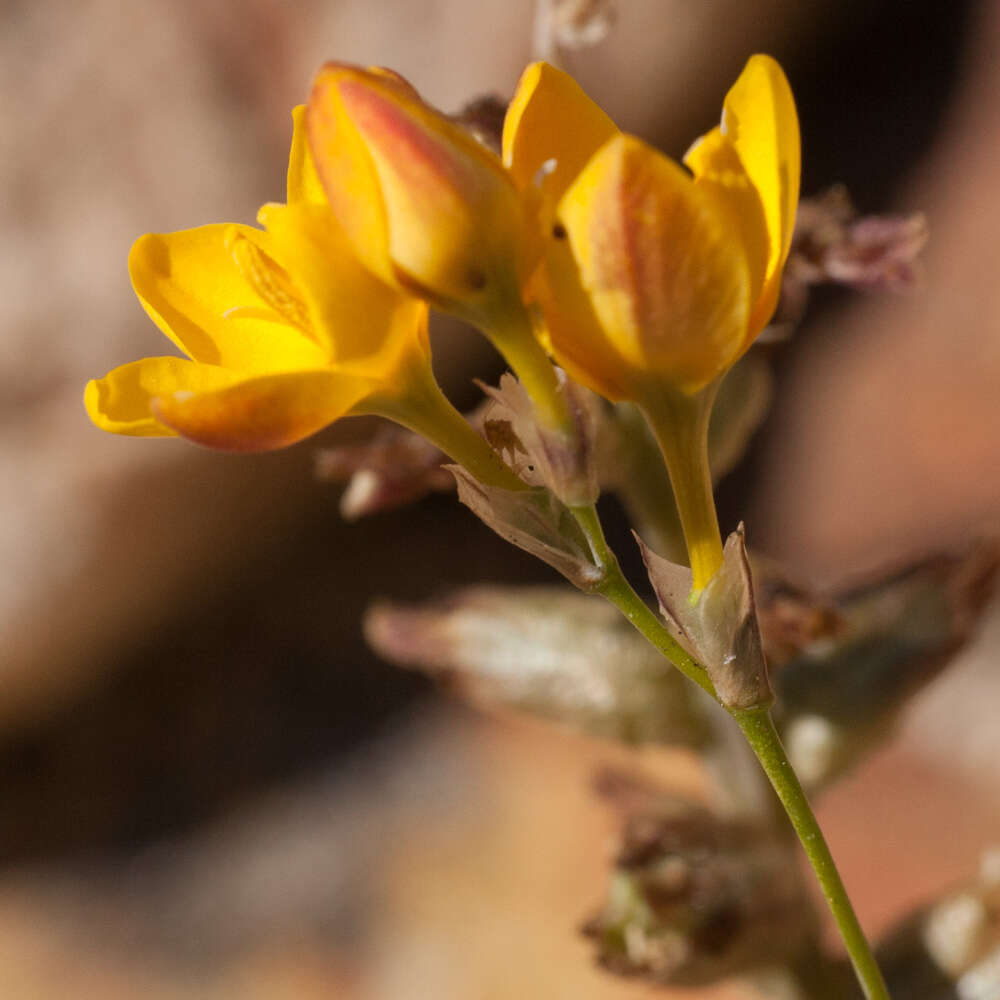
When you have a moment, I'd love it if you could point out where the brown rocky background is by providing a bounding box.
[1,0,997,995]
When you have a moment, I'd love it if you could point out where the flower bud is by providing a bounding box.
[307,63,531,324]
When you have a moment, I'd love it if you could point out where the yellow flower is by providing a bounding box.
[503,55,800,403]
[505,56,799,593]
[85,107,430,453]
[306,63,533,328]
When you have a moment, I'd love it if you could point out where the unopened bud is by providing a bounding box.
[308,64,531,324]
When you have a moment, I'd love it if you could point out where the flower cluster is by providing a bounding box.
[88,54,797,443]
[87,54,799,591]
[88,58,938,999]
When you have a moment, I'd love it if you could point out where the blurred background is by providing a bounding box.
[2,0,999,996]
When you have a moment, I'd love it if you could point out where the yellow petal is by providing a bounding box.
[309,64,527,316]
[333,298,431,384]
[690,54,799,336]
[129,227,330,373]
[503,61,618,206]
[151,369,372,452]
[257,201,427,371]
[306,65,401,286]
[84,356,243,437]
[286,105,328,206]
[684,128,769,313]
[528,240,636,402]
[559,135,751,394]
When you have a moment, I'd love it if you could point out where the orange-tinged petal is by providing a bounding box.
[307,65,393,285]
[257,201,427,367]
[84,356,243,437]
[338,75,525,305]
[286,105,328,206]
[559,135,751,394]
[152,369,372,452]
[503,61,618,207]
[309,64,527,316]
[690,54,799,336]
[129,227,330,372]
[528,240,636,402]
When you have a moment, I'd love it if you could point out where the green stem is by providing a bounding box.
[365,364,525,491]
[639,384,723,594]
[572,502,889,999]
[571,504,716,698]
[734,708,890,1000]
[484,303,571,433]
[608,403,687,564]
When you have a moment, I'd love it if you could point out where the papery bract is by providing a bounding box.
[637,524,772,711]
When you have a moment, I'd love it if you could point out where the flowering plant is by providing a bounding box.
[88,48,986,1000]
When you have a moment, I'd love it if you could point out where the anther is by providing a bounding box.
[226,228,313,334]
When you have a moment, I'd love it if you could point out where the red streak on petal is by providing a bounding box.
[337,80,472,202]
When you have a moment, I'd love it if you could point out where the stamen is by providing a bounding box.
[225,228,313,335]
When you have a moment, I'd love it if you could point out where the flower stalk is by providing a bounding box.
[573,498,890,998]
[570,503,716,698]
[481,302,573,434]
[734,708,891,1000]
[639,384,724,595]
[362,361,526,491]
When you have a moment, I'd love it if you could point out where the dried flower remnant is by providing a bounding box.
[583,795,812,985]
[750,558,845,671]
[449,94,507,154]
[776,184,928,326]
[775,536,1000,791]
[315,425,455,519]
[365,586,709,746]
[549,0,616,49]
[877,849,1000,999]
